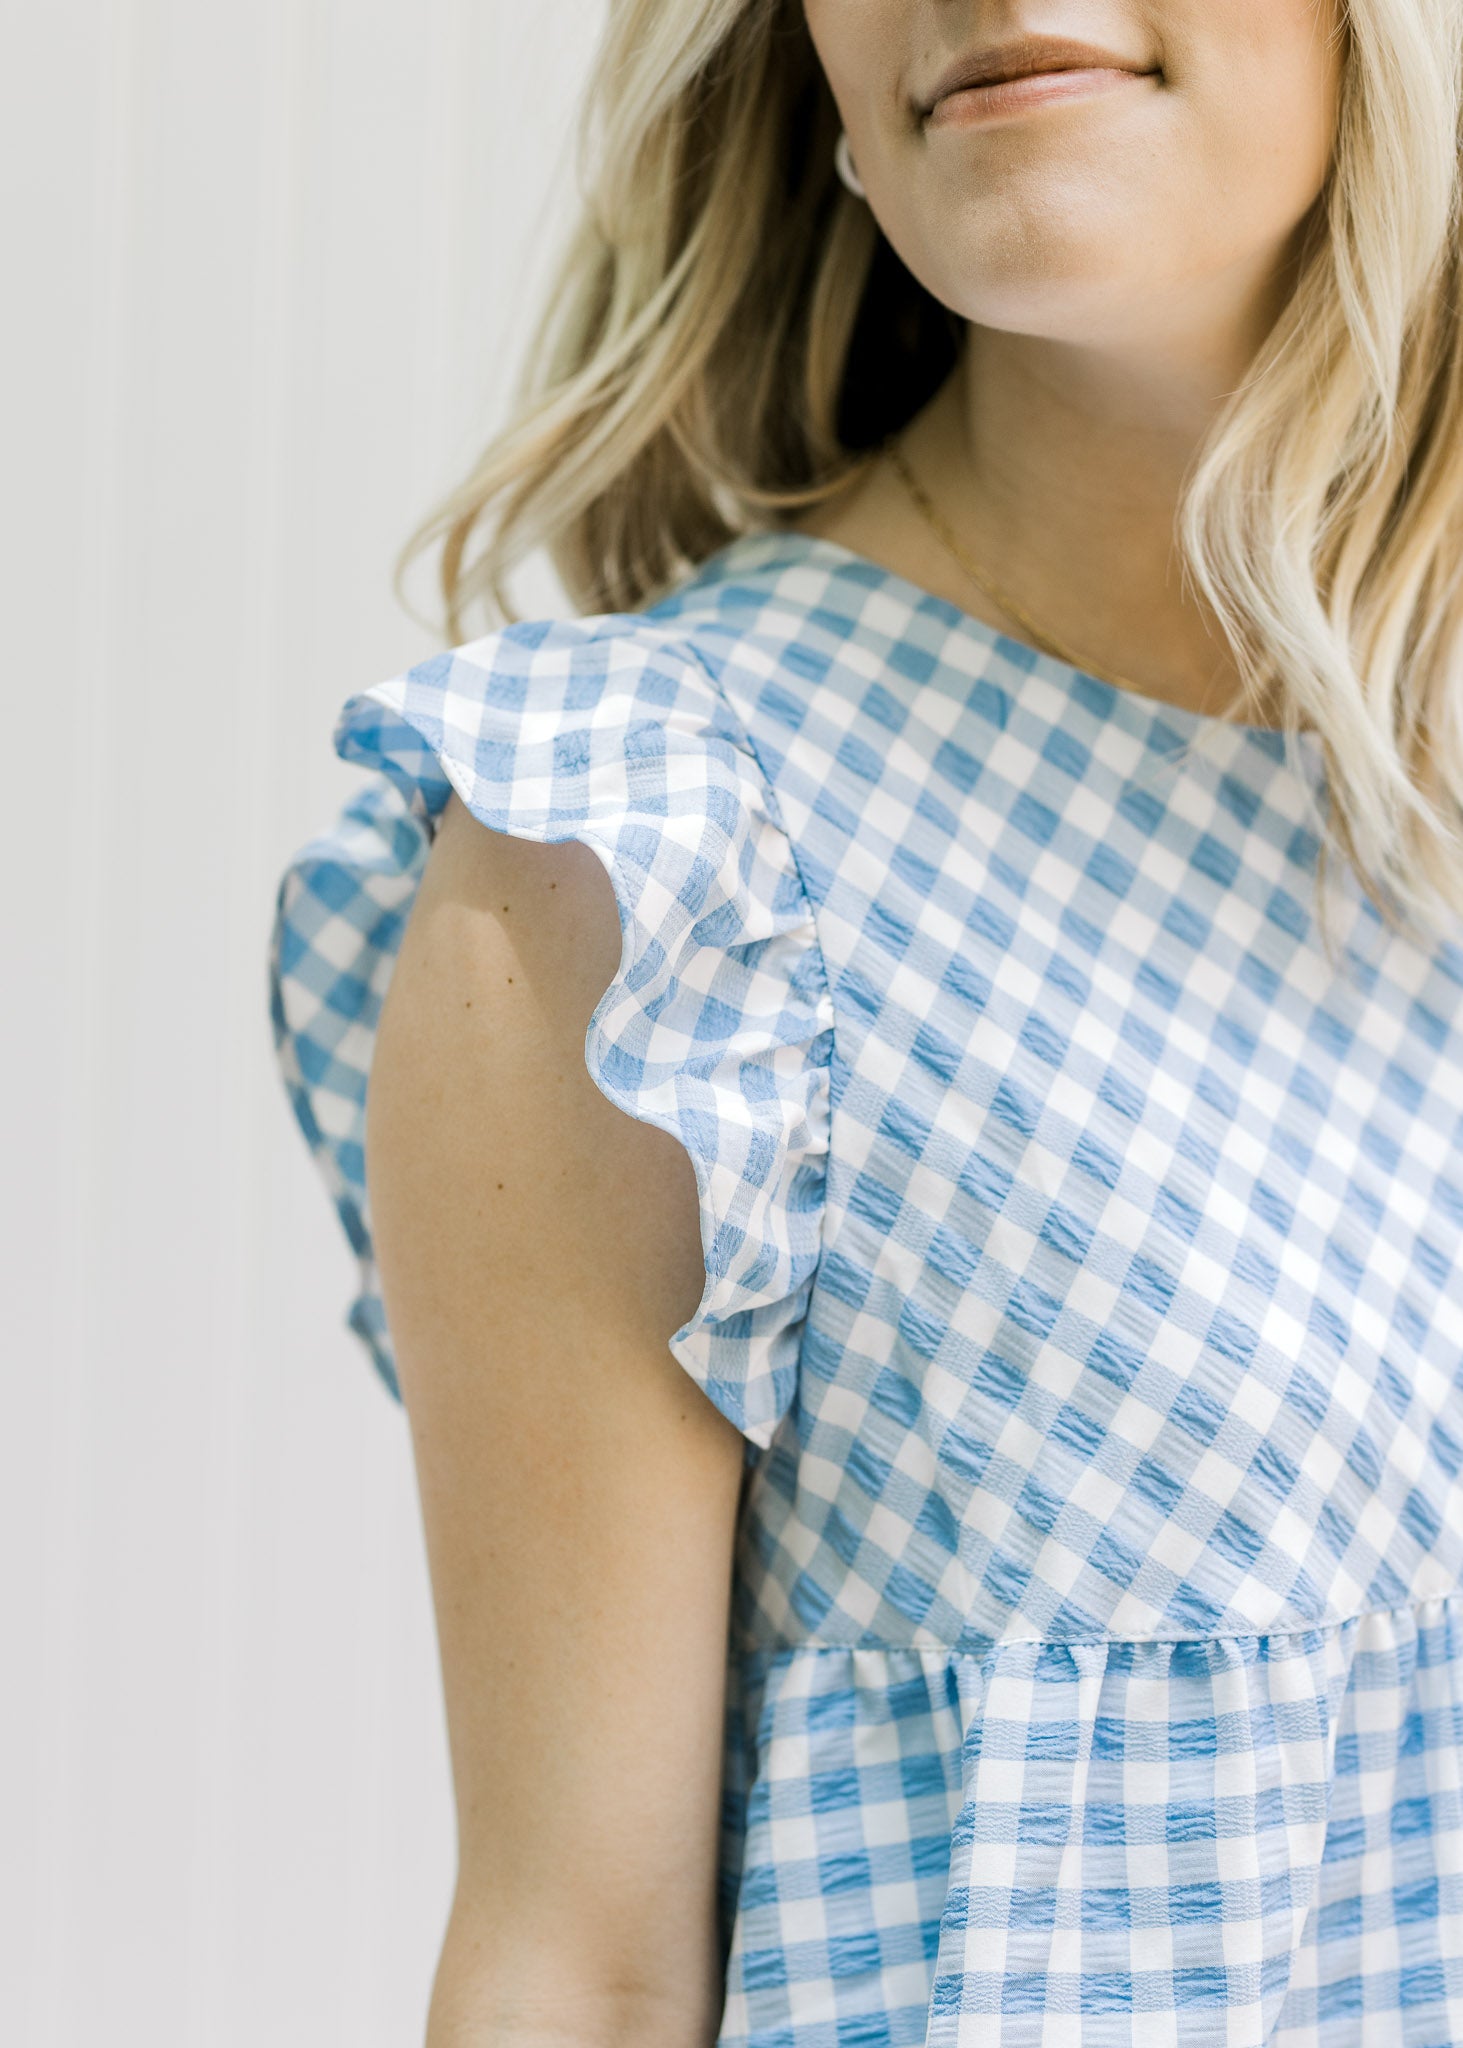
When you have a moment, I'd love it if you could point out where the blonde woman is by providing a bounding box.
[269,0,1463,2041]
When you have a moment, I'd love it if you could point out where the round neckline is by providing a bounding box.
[704,525,1325,761]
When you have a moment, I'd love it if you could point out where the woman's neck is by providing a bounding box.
[792,321,1290,728]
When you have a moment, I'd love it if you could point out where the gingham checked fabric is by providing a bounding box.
[268,530,1463,2045]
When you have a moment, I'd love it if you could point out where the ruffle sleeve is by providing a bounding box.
[267,614,834,1453]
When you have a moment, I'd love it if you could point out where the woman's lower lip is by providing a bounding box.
[926,66,1153,127]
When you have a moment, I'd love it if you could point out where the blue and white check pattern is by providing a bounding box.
[268,530,1463,2044]
[270,613,833,1442]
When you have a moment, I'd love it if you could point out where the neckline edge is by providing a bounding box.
[682,526,1325,756]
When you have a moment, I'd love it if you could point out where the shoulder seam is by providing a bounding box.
[674,631,838,1437]
[675,629,838,1046]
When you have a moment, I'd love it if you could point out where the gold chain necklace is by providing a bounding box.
[884,438,1297,736]
[884,437,1148,698]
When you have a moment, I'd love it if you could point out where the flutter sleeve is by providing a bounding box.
[267,614,834,1452]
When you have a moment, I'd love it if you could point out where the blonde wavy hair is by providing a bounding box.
[394,0,1463,947]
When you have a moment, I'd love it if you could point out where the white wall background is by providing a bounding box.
[3,5,603,2040]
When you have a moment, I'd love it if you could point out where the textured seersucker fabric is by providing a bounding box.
[271,605,834,1448]
[269,530,1463,2046]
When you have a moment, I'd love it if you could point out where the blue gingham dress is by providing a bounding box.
[268,530,1463,2046]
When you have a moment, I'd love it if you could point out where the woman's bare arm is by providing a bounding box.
[366,791,749,2047]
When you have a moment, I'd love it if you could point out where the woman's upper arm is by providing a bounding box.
[365,790,747,2042]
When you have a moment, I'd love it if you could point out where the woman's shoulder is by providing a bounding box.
[324,528,889,883]
[334,545,786,788]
